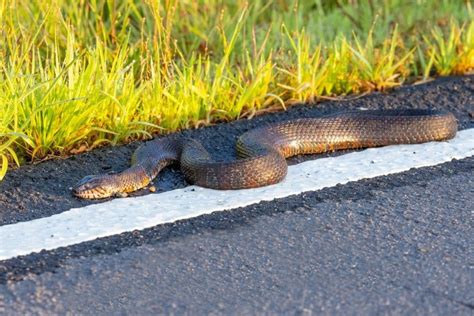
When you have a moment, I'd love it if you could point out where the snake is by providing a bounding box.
[72,109,457,199]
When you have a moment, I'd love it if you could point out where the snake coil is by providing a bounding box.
[72,109,457,199]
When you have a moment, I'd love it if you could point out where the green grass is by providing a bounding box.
[0,0,473,179]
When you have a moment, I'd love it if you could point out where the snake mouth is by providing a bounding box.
[72,185,112,199]
[72,175,115,199]
[72,186,112,199]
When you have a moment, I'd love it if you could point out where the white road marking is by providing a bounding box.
[1,129,473,261]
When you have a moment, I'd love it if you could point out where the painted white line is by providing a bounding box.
[1,129,473,260]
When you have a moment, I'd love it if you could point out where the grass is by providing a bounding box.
[0,0,473,180]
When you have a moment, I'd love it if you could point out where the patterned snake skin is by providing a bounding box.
[72,110,457,199]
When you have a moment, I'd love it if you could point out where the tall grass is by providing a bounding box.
[0,0,473,179]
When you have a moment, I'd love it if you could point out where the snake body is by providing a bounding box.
[72,109,457,199]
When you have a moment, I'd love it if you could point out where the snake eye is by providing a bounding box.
[74,175,99,187]
[72,175,114,199]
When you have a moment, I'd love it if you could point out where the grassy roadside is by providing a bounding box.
[0,0,473,179]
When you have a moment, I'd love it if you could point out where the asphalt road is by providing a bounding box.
[1,157,473,315]
[0,76,473,315]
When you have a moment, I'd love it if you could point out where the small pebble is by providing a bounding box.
[149,186,156,193]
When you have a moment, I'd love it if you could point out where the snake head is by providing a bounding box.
[72,175,117,199]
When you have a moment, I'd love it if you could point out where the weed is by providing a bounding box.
[0,0,472,179]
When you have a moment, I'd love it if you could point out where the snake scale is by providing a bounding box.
[72,109,457,199]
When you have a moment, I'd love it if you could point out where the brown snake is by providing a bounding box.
[72,109,457,199]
